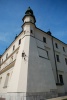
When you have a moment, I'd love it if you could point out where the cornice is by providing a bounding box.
[0,47,19,66]
[0,60,16,75]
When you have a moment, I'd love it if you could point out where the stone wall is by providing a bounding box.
[0,90,58,100]
[0,98,5,100]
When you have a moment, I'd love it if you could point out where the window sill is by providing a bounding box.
[56,83,64,86]
[3,86,7,88]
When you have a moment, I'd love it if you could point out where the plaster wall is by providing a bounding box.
[24,16,34,23]
[0,32,24,65]
[0,67,13,94]
[27,36,57,92]
[35,29,57,82]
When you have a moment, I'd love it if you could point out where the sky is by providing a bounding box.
[0,0,67,54]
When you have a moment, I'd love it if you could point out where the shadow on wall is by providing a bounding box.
[0,98,5,100]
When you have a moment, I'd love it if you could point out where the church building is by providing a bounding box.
[0,7,67,100]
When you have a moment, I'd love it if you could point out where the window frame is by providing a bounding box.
[59,74,64,84]
[55,43,58,48]
[6,53,8,59]
[30,30,33,33]
[13,45,15,51]
[43,37,46,43]
[3,73,10,88]
[2,59,3,63]
[63,47,65,52]
[56,54,60,62]
[19,39,21,45]
[65,58,67,65]
[0,77,2,84]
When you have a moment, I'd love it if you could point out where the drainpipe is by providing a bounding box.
[52,36,59,83]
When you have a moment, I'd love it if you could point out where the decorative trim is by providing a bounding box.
[5,91,58,99]
[37,46,46,51]
[0,47,19,66]
[36,27,67,45]
[1,25,67,59]
[63,54,67,57]
[44,45,51,50]
[56,83,64,86]
[0,60,15,75]
[22,22,36,28]
[22,15,36,23]
[55,50,61,54]
[1,31,23,57]
[52,37,59,83]
[39,56,49,60]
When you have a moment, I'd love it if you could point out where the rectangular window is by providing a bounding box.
[43,37,46,43]
[30,30,33,33]
[0,77,2,84]
[59,74,63,84]
[2,59,3,63]
[24,31,26,34]
[55,43,58,48]
[65,58,67,65]
[3,73,10,88]
[19,39,21,45]
[63,47,65,52]
[11,56,13,62]
[56,55,60,62]
[13,45,15,51]
[6,53,8,59]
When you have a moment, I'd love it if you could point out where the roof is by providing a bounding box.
[22,7,36,23]
[36,27,67,46]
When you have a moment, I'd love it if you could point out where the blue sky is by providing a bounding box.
[0,0,67,54]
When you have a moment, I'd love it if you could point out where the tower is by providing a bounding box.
[22,7,36,37]
[0,7,58,100]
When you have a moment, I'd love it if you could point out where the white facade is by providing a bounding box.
[0,7,67,100]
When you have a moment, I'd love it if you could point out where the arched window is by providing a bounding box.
[0,77,2,84]
[3,73,10,88]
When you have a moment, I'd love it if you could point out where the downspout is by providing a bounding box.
[52,36,59,83]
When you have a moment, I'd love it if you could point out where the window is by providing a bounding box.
[65,58,67,65]
[11,56,13,62]
[13,45,15,51]
[16,51,18,54]
[59,75,63,84]
[30,30,33,33]
[55,43,58,48]
[46,51,49,59]
[6,53,8,59]
[56,55,60,62]
[3,73,10,88]
[0,77,2,84]
[63,47,65,52]
[19,39,21,45]
[2,59,3,63]
[24,31,26,34]
[30,20,32,22]
[43,37,46,43]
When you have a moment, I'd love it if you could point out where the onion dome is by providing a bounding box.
[22,7,36,23]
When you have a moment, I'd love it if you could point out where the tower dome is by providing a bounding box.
[25,7,33,15]
[22,7,36,23]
